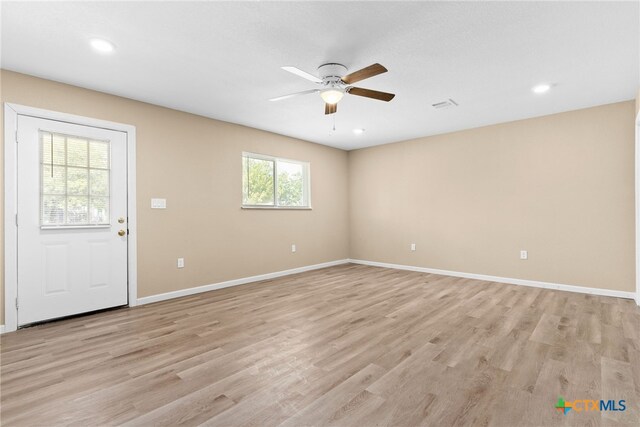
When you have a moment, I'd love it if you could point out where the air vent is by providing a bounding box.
[431,99,458,110]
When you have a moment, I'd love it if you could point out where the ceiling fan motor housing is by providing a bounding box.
[317,63,348,87]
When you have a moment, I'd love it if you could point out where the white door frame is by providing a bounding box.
[3,103,137,332]
[636,105,640,306]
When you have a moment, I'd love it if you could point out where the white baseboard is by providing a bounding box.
[348,259,636,300]
[136,259,350,306]
[3,257,631,335]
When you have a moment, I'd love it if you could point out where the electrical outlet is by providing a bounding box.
[291,244,296,253]
[410,243,416,251]
[520,250,528,260]
[177,258,185,268]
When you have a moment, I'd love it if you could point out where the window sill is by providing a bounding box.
[241,206,312,210]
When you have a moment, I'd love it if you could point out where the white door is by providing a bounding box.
[17,115,128,326]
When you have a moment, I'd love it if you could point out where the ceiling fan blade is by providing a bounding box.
[347,87,395,102]
[325,103,337,115]
[341,63,388,84]
[269,89,319,102]
[281,66,322,83]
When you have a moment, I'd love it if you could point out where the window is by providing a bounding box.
[242,152,310,208]
[40,131,111,226]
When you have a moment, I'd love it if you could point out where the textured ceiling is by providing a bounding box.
[1,1,638,150]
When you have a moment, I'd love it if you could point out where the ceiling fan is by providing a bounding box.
[270,63,395,115]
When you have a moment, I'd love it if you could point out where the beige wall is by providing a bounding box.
[0,70,636,325]
[0,70,350,323]
[349,101,636,292]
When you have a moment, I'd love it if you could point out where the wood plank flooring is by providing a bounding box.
[1,263,639,426]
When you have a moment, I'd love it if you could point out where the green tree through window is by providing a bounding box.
[277,161,303,206]
[243,157,274,205]
[242,153,309,208]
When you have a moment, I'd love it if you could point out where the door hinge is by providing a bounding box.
[15,214,18,226]
[15,298,19,309]
[15,129,18,143]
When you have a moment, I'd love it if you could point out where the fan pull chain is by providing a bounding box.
[332,113,336,132]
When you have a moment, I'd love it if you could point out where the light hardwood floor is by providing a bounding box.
[1,264,639,426]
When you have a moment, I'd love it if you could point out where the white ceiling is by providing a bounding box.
[2,1,638,150]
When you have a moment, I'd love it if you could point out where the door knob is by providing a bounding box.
[118,230,126,237]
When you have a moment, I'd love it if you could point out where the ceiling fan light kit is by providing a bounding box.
[271,62,395,115]
[320,88,344,104]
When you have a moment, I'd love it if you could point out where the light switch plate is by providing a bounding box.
[151,198,167,209]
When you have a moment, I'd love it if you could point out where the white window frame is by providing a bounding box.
[241,152,311,209]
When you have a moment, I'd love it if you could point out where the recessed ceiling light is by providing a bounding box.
[353,128,365,135]
[532,83,551,94]
[90,38,115,53]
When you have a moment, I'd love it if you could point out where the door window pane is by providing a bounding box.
[90,197,110,224]
[41,195,66,225]
[90,169,109,196]
[41,133,66,165]
[42,165,66,195]
[67,138,88,167]
[67,167,88,195]
[40,131,111,226]
[90,140,109,169]
[67,196,89,224]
